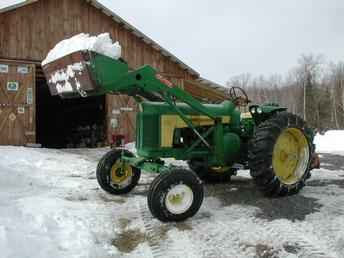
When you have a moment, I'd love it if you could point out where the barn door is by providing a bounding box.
[0,61,36,145]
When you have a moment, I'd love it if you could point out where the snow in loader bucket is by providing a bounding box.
[43,51,94,98]
[42,33,123,98]
[42,50,130,99]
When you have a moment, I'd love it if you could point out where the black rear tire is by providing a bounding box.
[96,149,141,195]
[147,169,204,222]
[248,112,314,196]
[188,159,233,183]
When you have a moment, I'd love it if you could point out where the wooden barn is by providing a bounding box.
[0,0,227,148]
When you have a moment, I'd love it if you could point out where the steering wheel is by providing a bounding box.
[228,87,250,106]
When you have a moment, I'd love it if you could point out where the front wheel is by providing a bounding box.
[96,149,141,195]
[148,169,204,222]
[248,112,313,196]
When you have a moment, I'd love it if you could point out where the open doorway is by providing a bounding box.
[36,74,106,148]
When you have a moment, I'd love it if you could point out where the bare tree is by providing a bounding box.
[225,53,344,130]
[296,54,324,121]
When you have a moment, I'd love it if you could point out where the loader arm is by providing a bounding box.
[89,55,221,148]
[100,64,216,120]
[113,66,218,148]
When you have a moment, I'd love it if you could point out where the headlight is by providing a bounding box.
[257,107,263,114]
[250,108,256,114]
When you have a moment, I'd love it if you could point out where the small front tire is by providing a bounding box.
[148,169,204,222]
[96,149,141,195]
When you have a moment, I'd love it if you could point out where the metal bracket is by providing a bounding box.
[163,93,212,149]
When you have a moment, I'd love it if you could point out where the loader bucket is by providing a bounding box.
[42,51,129,98]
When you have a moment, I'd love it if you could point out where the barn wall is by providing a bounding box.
[0,0,194,78]
[0,0,197,143]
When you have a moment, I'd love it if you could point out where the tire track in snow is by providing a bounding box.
[191,220,242,258]
[257,219,337,258]
[305,197,344,256]
[322,198,344,216]
[135,180,342,258]
[138,200,201,258]
[192,216,337,258]
[138,201,165,258]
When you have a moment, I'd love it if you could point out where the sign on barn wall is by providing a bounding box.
[17,107,25,114]
[17,66,29,74]
[0,64,8,73]
[7,81,19,91]
[27,88,33,105]
[110,118,118,129]
[8,113,16,121]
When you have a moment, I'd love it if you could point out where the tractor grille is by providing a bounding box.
[136,113,160,150]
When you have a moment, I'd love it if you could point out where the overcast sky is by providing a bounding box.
[1,0,344,84]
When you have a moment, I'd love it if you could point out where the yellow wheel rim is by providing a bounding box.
[272,128,310,185]
[110,160,133,186]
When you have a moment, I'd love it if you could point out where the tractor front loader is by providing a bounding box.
[43,51,320,222]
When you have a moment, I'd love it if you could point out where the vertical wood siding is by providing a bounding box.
[0,0,198,143]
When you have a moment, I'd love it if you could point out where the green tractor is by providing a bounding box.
[43,51,320,222]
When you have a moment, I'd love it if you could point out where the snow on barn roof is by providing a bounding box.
[197,77,228,95]
[0,0,200,77]
[0,0,38,13]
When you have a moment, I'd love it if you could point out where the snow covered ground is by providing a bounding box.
[314,130,344,155]
[1,131,344,258]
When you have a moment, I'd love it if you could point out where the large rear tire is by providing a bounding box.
[248,112,313,196]
[97,149,141,195]
[147,169,204,222]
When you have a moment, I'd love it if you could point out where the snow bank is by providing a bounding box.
[314,130,344,153]
[42,33,121,65]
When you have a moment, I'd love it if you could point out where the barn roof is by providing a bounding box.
[0,0,200,76]
[197,77,228,95]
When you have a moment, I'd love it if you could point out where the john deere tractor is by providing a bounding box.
[44,51,319,222]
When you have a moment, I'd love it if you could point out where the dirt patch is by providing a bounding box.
[65,194,88,202]
[255,244,279,258]
[112,229,146,253]
[175,222,193,231]
[99,193,126,204]
[112,217,147,253]
[118,218,131,229]
[243,243,280,258]
[206,176,322,221]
